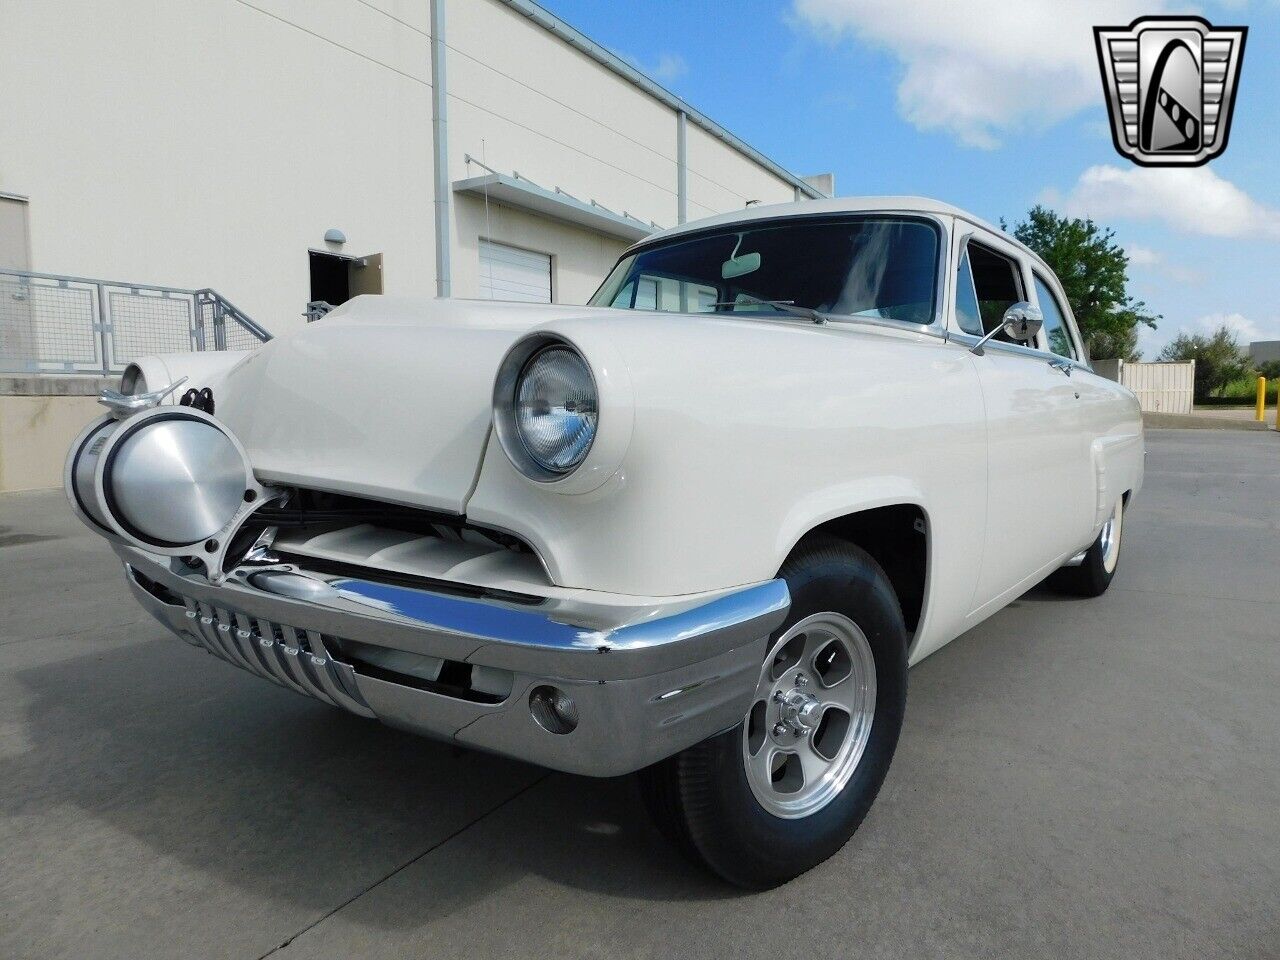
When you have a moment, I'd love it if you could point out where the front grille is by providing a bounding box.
[133,566,516,714]
[177,596,375,718]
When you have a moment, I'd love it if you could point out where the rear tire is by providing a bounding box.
[638,536,908,889]
[1049,496,1124,597]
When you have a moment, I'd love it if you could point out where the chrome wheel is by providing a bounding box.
[1100,499,1123,574]
[742,612,877,819]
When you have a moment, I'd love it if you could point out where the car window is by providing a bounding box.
[607,274,718,312]
[590,217,940,326]
[1033,274,1078,360]
[954,247,983,336]
[965,242,1025,343]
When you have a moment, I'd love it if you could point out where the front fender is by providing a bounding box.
[774,478,929,563]
[467,313,987,604]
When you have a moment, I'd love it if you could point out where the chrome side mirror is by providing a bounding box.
[970,302,1043,356]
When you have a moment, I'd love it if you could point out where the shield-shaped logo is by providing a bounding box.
[1095,16,1247,167]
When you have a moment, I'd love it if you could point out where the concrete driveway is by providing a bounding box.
[2,429,1276,960]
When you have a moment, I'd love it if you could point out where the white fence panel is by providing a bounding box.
[1104,360,1195,413]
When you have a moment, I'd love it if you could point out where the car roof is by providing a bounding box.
[633,196,1051,272]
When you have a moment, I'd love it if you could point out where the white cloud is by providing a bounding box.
[1123,243,1206,285]
[611,49,687,85]
[652,53,687,83]
[1125,245,1161,266]
[1196,311,1262,341]
[1046,165,1280,240]
[790,0,1170,148]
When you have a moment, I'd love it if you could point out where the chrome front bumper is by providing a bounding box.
[118,544,789,777]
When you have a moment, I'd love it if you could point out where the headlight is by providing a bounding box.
[495,339,598,481]
[515,345,598,474]
[120,364,147,396]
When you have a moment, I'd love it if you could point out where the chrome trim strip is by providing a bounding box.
[305,630,377,717]
[946,329,1078,363]
[258,626,314,698]
[276,625,338,706]
[210,605,261,675]
[231,611,286,687]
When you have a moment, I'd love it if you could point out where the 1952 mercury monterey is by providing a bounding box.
[66,197,1143,888]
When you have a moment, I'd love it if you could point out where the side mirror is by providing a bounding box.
[970,302,1043,355]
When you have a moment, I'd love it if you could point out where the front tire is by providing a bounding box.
[638,536,908,889]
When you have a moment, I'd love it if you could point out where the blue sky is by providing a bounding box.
[540,0,1279,359]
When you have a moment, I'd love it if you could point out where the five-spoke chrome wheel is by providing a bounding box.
[742,611,877,819]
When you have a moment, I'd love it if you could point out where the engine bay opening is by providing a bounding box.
[225,487,551,601]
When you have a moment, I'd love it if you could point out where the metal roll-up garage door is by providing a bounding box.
[478,240,552,303]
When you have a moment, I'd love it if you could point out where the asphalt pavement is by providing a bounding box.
[1,429,1276,960]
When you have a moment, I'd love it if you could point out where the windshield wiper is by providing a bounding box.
[711,296,830,325]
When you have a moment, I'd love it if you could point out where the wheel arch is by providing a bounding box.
[779,499,931,648]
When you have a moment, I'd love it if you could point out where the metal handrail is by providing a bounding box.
[0,267,270,376]
[199,288,272,342]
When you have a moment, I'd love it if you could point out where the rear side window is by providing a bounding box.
[1033,274,1078,360]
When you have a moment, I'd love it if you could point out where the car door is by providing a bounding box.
[949,227,1089,615]
[1029,267,1135,537]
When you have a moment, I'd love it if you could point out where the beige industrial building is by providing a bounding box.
[0,0,829,490]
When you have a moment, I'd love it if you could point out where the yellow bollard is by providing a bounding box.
[1257,376,1267,422]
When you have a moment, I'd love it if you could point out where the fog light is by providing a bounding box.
[529,685,578,735]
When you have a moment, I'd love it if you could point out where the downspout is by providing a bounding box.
[676,110,688,225]
[431,0,451,297]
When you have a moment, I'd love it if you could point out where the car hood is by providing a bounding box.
[213,296,619,513]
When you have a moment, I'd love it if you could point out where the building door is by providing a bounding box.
[0,196,35,371]
[308,250,382,320]
[479,240,552,303]
[0,196,32,270]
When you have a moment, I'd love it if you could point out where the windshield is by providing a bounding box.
[589,216,939,325]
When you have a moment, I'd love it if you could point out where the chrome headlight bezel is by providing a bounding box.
[493,334,599,482]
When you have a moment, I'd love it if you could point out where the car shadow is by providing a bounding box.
[1013,581,1094,604]
[2,632,734,933]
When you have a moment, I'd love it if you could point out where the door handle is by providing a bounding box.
[1048,357,1074,376]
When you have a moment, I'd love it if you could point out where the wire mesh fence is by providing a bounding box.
[0,269,271,375]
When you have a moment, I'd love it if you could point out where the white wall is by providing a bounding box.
[2,0,436,335]
[1,0,812,335]
[446,0,681,231]
[685,123,796,219]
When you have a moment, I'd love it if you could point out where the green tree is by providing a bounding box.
[1004,205,1159,362]
[1157,324,1251,400]
[1256,359,1280,381]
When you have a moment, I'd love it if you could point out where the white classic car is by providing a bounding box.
[67,197,1142,888]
